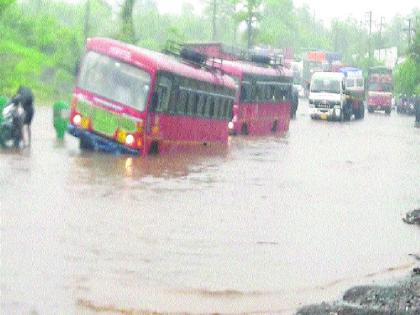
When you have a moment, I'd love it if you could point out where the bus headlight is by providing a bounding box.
[125,134,135,146]
[73,114,82,125]
[228,122,234,129]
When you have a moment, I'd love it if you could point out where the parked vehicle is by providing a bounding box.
[367,66,393,114]
[0,100,25,148]
[397,95,416,115]
[68,37,236,155]
[309,71,364,121]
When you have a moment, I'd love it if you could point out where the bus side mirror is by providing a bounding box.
[151,92,158,112]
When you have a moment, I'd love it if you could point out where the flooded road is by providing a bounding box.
[1,102,419,314]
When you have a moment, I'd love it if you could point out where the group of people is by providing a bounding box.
[0,86,34,147]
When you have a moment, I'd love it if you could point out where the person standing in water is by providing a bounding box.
[11,86,35,146]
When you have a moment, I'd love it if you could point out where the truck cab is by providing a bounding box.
[309,72,347,121]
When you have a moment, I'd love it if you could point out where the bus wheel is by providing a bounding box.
[385,108,391,115]
[149,141,159,155]
[79,137,94,150]
[271,120,278,133]
[240,124,248,135]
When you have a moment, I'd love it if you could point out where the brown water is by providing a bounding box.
[1,103,419,314]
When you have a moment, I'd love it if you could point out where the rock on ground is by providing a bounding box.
[296,275,420,315]
[403,209,420,225]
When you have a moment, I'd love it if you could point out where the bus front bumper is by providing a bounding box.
[68,125,140,155]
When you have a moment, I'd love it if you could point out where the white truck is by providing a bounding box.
[309,71,365,121]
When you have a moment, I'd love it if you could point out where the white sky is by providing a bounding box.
[154,0,419,24]
[70,0,419,25]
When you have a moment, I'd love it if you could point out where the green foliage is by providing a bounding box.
[394,58,418,96]
[0,0,15,15]
[0,0,418,103]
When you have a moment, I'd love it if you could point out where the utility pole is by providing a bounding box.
[403,18,413,46]
[378,16,385,60]
[212,0,217,41]
[84,0,91,44]
[367,11,372,64]
[407,18,412,45]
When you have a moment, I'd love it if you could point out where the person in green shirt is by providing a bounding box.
[0,95,7,125]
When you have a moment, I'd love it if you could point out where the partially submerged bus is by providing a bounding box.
[69,38,236,155]
[185,43,293,136]
[221,60,293,136]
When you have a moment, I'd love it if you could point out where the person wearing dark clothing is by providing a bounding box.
[11,86,34,146]
[291,87,299,118]
[415,95,420,124]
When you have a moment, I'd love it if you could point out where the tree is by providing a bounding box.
[233,0,263,49]
[119,0,136,43]
[0,0,15,16]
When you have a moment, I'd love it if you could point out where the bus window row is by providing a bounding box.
[154,73,234,120]
[240,81,292,103]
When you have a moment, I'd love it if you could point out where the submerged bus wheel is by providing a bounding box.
[149,141,159,155]
[271,120,278,132]
[79,137,94,150]
[241,124,249,135]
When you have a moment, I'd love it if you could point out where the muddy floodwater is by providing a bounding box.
[1,102,419,314]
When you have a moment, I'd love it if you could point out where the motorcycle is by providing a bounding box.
[0,100,25,148]
[407,101,416,116]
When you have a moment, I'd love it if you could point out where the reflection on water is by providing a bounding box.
[71,146,229,180]
[1,106,419,314]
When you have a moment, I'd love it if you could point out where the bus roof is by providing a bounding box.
[219,59,293,80]
[86,37,237,90]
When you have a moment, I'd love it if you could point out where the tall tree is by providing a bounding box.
[0,0,15,16]
[233,0,263,49]
[120,0,136,43]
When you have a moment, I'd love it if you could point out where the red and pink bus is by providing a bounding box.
[185,43,293,136]
[68,38,236,155]
[220,60,293,136]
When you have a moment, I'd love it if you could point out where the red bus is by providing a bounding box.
[367,66,393,114]
[68,38,236,155]
[220,60,293,136]
[185,43,293,136]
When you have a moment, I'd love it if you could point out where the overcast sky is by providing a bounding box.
[154,0,418,23]
[70,0,418,25]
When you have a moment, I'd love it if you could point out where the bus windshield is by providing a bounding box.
[310,78,341,93]
[78,51,151,111]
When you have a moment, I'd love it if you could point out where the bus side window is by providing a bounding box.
[223,98,229,119]
[269,85,276,101]
[240,82,251,102]
[187,91,197,115]
[197,93,205,117]
[155,76,172,112]
[213,96,222,119]
[169,87,179,114]
[205,95,214,118]
[178,89,188,114]
[227,99,233,118]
